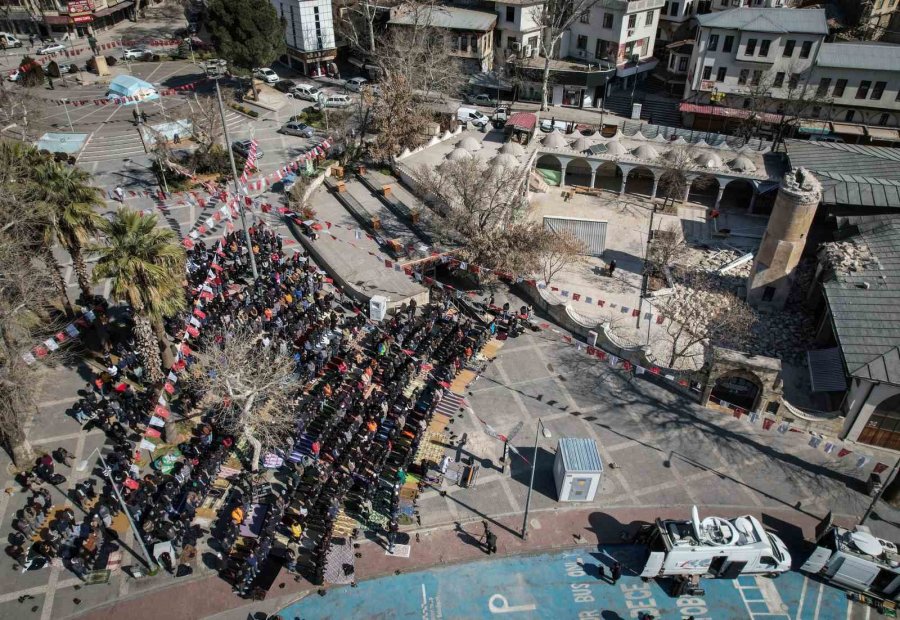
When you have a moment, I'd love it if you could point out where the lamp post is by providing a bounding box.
[61,98,74,133]
[628,53,640,117]
[211,66,258,279]
[522,418,552,539]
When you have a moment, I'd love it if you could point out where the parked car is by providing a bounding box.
[201,58,228,77]
[123,47,150,60]
[7,69,21,82]
[279,121,315,138]
[321,94,352,108]
[0,32,23,48]
[232,140,264,159]
[253,67,279,84]
[56,63,75,74]
[345,77,368,92]
[273,79,296,93]
[464,93,497,106]
[289,83,321,101]
[37,42,65,55]
[457,106,488,128]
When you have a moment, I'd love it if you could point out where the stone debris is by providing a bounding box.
[819,240,879,276]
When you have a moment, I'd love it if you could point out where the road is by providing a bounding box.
[278,547,852,620]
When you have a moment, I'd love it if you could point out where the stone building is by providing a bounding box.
[701,346,784,415]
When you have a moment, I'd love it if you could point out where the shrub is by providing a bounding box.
[151,54,161,62]
[52,151,69,162]
[105,55,117,66]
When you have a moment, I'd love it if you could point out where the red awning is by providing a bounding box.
[506,112,536,132]
[679,102,784,125]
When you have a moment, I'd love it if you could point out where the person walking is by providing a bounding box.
[140,110,148,124]
[608,260,617,277]
[611,561,621,584]
[114,186,125,202]
[132,109,139,125]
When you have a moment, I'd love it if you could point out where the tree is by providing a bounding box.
[187,94,225,154]
[32,161,104,303]
[91,209,187,384]
[540,230,587,286]
[646,222,688,273]
[654,147,715,212]
[191,323,300,470]
[206,0,286,100]
[0,86,40,141]
[657,269,757,369]
[336,0,387,55]
[528,0,599,111]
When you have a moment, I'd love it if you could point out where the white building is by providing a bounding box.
[270,0,337,76]
[682,8,900,133]
[509,0,665,108]
[492,0,543,56]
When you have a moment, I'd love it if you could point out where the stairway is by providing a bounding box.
[77,129,147,163]
[603,92,683,128]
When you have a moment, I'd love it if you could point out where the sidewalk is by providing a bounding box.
[72,504,849,620]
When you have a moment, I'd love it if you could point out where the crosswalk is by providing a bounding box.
[77,129,147,163]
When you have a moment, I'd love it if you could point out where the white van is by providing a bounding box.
[0,33,22,48]
[322,94,352,108]
[290,83,321,101]
[457,106,488,128]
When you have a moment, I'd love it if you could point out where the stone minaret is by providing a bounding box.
[746,167,821,310]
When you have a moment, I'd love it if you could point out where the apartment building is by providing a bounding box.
[509,0,664,107]
[492,0,542,57]
[271,0,337,76]
[0,0,135,38]
[682,7,900,133]
[388,4,496,73]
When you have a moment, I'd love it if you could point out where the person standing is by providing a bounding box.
[611,561,621,584]
[608,260,617,277]
[114,186,125,202]
[132,109,139,125]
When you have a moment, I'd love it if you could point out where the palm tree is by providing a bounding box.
[32,161,104,304]
[91,209,186,384]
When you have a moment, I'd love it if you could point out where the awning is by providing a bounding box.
[798,123,832,136]
[93,1,133,17]
[616,58,658,78]
[807,347,848,392]
[678,102,783,124]
[866,126,900,141]
[43,15,70,25]
[830,122,865,136]
[505,112,536,132]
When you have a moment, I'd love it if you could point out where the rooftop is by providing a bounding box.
[817,41,900,72]
[388,5,497,31]
[697,7,828,34]
[823,222,900,385]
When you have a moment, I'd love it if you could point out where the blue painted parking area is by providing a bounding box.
[280,545,851,619]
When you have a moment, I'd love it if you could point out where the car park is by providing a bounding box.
[345,77,368,92]
[273,80,295,93]
[253,67,280,84]
[289,83,321,101]
[279,121,315,138]
[232,140,264,159]
[37,42,65,55]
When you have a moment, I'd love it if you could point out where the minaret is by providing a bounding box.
[746,167,821,309]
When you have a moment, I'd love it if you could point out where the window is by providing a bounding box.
[678,56,688,71]
[628,14,637,29]
[773,72,784,88]
[645,10,654,26]
[783,39,795,56]
[752,70,762,85]
[580,11,589,23]
[816,77,831,97]
[745,38,757,55]
[716,66,727,81]
[834,78,847,97]
[505,6,515,21]
[845,109,856,122]
[702,66,712,80]
[669,55,676,69]
[576,35,588,50]
[528,35,538,49]
[723,35,734,53]
[871,81,886,100]
[856,80,871,99]
[664,1,670,14]
[670,1,679,16]
[738,69,749,85]
[788,73,799,89]
[800,40,812,58]
[603,13,613,28]
[759,39,770,56]
[708,34,719,51]
[880,113,890,126]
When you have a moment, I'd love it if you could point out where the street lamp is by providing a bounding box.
[210,64,258,279]
[61,98,74,133]
[628,53,640,117]
[522,418,552,539]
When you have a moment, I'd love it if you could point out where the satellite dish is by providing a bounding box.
[735,517,754,536]
[691,506,701,540]
[851,531,884,557]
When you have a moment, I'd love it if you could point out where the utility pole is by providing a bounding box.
[96,450,155,569]
[214,76,258,279]
[62,98,74,133]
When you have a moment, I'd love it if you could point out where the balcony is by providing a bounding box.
[513,54,617,75]
[598,0,666,13]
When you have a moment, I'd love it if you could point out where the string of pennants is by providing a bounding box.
[51,80,201,107]
[239,139,259,185]
[20,308,101,365]
[6,38,182,78]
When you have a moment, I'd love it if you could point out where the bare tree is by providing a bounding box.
[192,324,299,470]
[336,0,388,55]
[187,94,225,153]
[540,230,587,285]
[0,87,41,142]
[646,222,688,272]
[654,147,715,212]
[657,269,757,369]
[528,0,599,110]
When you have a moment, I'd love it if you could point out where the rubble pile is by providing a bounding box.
[819,240,879,276]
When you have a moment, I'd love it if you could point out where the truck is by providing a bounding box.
[801,513,900,612]
[636,506,792,580]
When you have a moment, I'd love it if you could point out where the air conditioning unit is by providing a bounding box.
[529,46,536,58]
[511,41,522,52]
[523,44,532,58]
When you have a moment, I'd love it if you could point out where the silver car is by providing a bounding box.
[279,121,315,138]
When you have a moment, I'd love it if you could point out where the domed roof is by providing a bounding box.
[499,142,525,157]
[542,130,568,148]
[694,152,722,168]
[632,144,660,160]
[569,136,591,152]
[447,148,473,162]
[604,139,627,156]
[456,136,482,152]
[490,153,520,168]
[729,155,757,173]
